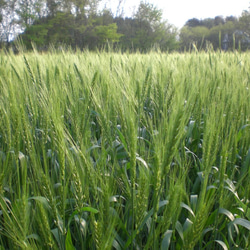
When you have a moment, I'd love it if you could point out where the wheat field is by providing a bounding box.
[0,49,249,249]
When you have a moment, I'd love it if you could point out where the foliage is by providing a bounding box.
[239,8,250,50]
[0,49,249,249]
[180,26,209,50]
[94,23,122,45]
[180,11,250,51]
[1,1,250,52]
[0,0,178,52]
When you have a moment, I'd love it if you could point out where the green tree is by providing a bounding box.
[239,8,250,50]
[70,0,101,17]
[94,23,122,46]
[132,1,178,51]
[16,0,44,27]
[19,21,49,49]
[135,1,163,31]
[206,24,224,50]
[114,17,138,50]
[180,26,209,50]
[239,8,250,35]
[180,15,242,51]
[214,16,225,26]
[201,18,215,29]
[185,18,201,28]
[45,0,61,17]
[10,0,178,51]
[46,12,76,45]
[19,12,76,49]
[225,15,238,23]
[18,3,123,50]
[206,19,240,50]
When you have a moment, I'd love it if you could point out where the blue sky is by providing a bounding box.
[103,0,249,28]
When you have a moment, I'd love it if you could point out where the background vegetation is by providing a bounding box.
[0,49,249,249]
[0,0,250,52]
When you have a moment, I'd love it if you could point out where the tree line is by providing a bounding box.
[180,14,250,51]
[0,0,250,52]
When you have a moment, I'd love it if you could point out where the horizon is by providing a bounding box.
[103,0,250,29]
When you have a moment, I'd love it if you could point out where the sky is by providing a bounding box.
[103,0,250,29]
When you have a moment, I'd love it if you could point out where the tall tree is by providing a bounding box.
[9,0,177,51]
[201,18,214,29]
[180,5,250,51]
[214,15,224,26]
[239,8,250,35]
[225,15,238,23]
[45,0,61,17]
[132,1,178,51]
[185,18,201,28]
[16,0,44,27]
[0,0,19,43]
[180,26,209,50]
[239,7,250,50]
[0,0,46,44]
[135,1,163,30]
[70,0,101,17]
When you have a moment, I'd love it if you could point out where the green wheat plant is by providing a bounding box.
[0,49,249,249]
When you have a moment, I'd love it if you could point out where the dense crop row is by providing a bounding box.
[0,50,249,249]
